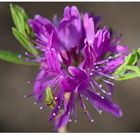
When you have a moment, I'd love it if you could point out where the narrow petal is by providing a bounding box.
[82,45,96,69]
[58,6,82,50]
[55,92,74,129]
[84,89,123,117]
[83,13,95,45]
[104,55,126,73]
[68,66,88,81]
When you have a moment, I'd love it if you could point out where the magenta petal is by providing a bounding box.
[55,92,74,129]
[83,13,95,45]
[104,55,126,73]
[68,66,88,81]
[82,45,96,69]
[85,89,123,117]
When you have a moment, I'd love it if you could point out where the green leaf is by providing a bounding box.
[114,50,139,76]
[12,28,38,55]
[114,48,140,81]
[125,51,138,65]
[125,65,140,75]
[0,50,38,66]
[117,73,140,81]
[10,4,31,36]
[10,4,38,55]
[45,86,56,109]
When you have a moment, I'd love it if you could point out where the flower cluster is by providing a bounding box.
[23,6,128,129]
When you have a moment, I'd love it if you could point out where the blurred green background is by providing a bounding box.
[0,2,140,132]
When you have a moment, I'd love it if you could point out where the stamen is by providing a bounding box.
[24,94,33,99]
[102,79,114,86]
[78,93,93,122]
[92,69,117,80]
[90,81,97,92]
[94,53,122,66]
[27,79,40,84]
[92,80,111,95]
[25,57,37,63]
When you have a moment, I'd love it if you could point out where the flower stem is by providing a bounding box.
[58,124,68,133]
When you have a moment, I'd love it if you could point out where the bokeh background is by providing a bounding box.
[0,2,140,132]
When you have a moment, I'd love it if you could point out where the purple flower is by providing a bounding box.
[25,6,129,129]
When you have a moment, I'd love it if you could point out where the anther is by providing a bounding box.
[89,72,93,76]
[108,92,111,95]
[69,119,72,122]
[99,84,102,88]
[25,52,28,56]
[40,106,44,110]
[101,96,104,99]
[74,120,77,123]
[99,110,102,115]
[24,95,27,98]
[108,56,112,59]
[53,113,56,116]
[91,119,94,123]
[27,81,31,84]
[24,94,33,99]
